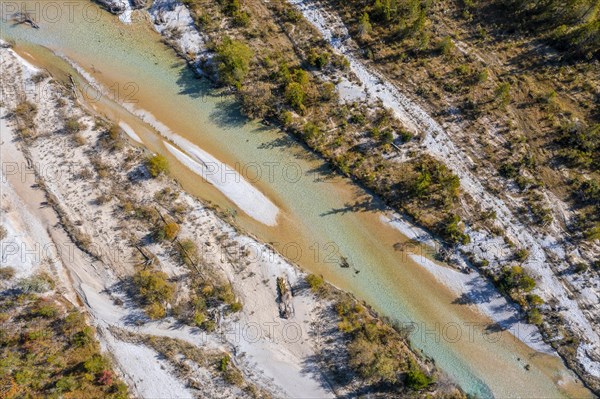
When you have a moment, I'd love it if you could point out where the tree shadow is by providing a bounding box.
[451,277,497,306]
[171,60,209,100]
[257,135,297,150]
[320,196,382,217]
[209,97,248,129]
[305,163,338,184]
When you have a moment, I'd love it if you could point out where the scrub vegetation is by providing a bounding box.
[0,293,127,399]
[319,0,599,244]
[304,275,465,397]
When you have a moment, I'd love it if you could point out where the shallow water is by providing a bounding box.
[0,2,592,397]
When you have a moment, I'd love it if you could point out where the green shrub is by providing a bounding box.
[441,214,470,245]
[281,111,293,126]
[438,36,455,56]
[233,10,250,26]
[382,130,394,144]
[84,354,108,374]
[320,82,337,102]
[55,376,77,393]
[303,122,321,140]
[193,311,207,326]
[285,82,306,111]
[133,269,175,305]
[350,112,366,125]
[146,154,169,177]
[526,294,544,306]
[477,68,489,83]
[499,162,519,179]
[495,82,511,107]
[497,265,536,295]
[399,130,413,143]
[527,308,543,325]
[33,304,59,319]
[305,274,324,293]
[72,326,94,348]
[18,273,55,293]
[558,123,599,170]
[574,262,589,273]
[152,220,180,242]
[586,224,600,241]
[215,37,253,87]
[177,238,199,266]
[132,269,175,319]
[219,355,230,372]
[359,12,372,37]
[307,49,330,69]
[406,365,433,390]
[202,319,217,331]
[514,248,529,262]
[217,284,236,305]
[146,302,167,319]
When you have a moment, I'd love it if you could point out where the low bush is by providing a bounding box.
[17,272,55,293]
[64,117,83,134]
[176,238,199,267]
[405,363,433,390]
[132,268,175,319]
[152,220,180,242]
[496,265,536,297]
[305,274,325,293]
[0,266,16,280]
[145,154,169,177]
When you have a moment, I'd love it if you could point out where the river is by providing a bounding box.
[0,2,592,397]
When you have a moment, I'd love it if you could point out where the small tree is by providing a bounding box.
[438,36,455,56]
[406,365,433,390]
[152,220,180,242]
[477,68,489,83]
[495,82,511,108]
[359,13,372,38]
[215,37,253,87]
[146,154,169,177]
[306,274,324,293]
[285,82,306,112]
[132,269,175,319]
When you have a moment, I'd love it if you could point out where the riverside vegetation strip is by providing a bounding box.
[0,40,465,397]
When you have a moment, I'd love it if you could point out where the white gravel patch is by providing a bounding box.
[165,140,280,226]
